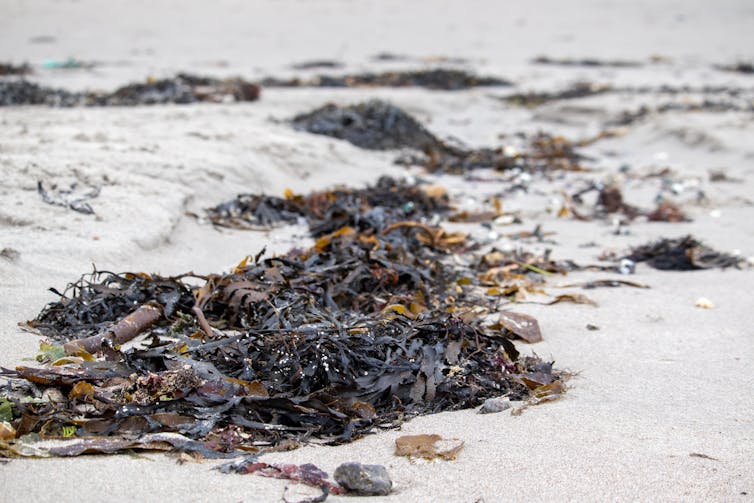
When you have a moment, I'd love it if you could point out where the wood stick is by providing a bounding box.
[64,303,163,355]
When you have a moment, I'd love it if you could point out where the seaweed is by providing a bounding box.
[293,100,588,174]
[715,62,754,75]
[263,68,510,91]
[291,100,443,151]
[0,62,32,76]
[2,178,564,458]
[502,82,612,107]
[531,56,642,68]
[0,74,260,107]
[624,235,745,271]
[206,176,449,234]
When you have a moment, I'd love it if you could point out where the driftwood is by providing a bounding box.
[63,303,162,355]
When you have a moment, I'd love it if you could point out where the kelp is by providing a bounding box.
[624,235,745,271]
[292,100,443,152]
[293,100,588,174]
[206,176,449,233]
[263,68,510,91]
[2,178,565,458]
[0,74,260,107]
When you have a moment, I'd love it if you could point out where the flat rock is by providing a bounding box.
[334,462,392,496]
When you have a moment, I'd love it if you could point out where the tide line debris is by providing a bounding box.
[262,68,510,91]
[0,74,260,107]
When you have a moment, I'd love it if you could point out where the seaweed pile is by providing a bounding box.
[291,100,443,152]
[1,177,565,458]
[0,74,260,107]
[262,68,510,91]
[624,235,745,271]
[206,176,449,233]
[293,100,587,173]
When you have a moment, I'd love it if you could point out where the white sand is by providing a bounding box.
[1,1,753,501]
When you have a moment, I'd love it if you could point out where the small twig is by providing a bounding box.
[64,303,162,354]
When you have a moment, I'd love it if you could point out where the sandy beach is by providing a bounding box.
[1,1,753,501]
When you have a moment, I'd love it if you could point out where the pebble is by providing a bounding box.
[478,396,512,414]
[334,462,392,496]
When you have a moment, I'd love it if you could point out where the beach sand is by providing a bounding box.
[1,1,753,501]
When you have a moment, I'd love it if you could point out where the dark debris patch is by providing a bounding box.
[531,56,642,68]
[624,235,745,271]
[292,100,588,174]
[715,62,754,75]
[263,68,510,91]
[0,74,260,107]
[0,80,82,107]
[291,100,443,151]
[206,176,449,234]
[0,62,32,76]
[502,82,613,107]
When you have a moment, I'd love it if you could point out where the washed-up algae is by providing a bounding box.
[531,56,643,68]
[0,62,32,76]
[206,176,449,233]
[292,100,588,173]
[0,74,260,107]
[262,68,510,91]
[502,82,613,107]
[1,177,566,459]
[624,235,745,271]
[502,81,754,110]
[291,101,443,152]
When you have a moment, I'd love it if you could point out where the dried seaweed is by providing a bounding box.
[290,60,344,70]
[293,101,588,174]
[206,176,449,233]
[263,68,510,91]
[292,101,442,151]
[37,181,101,215]
[0,62,32,76]
[531,56,642,68]
[2,178,564,458]
[715,62,753,75]
[0,74,259,107]
[502,82,612,107]
[0,81,82,107]
[624,235,744,271]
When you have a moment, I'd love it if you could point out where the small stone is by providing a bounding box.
[478,396,512,414]
[334,462,392,496]
[586,324,600,331]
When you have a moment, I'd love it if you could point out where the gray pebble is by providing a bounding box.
[478,396,512,414]
[334,462,392,496]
